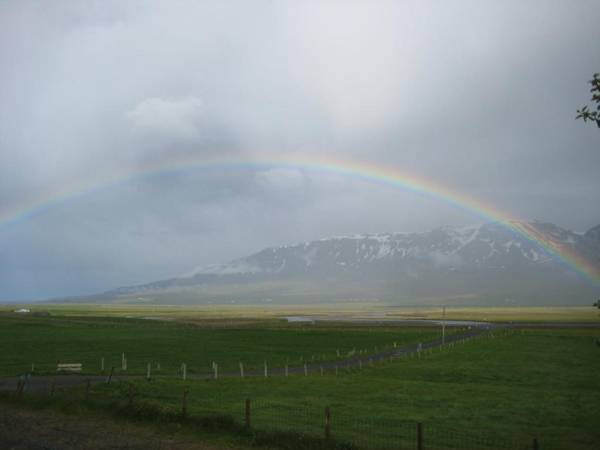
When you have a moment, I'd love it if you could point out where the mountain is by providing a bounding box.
[87,221,600,306]
[585,224,600,243]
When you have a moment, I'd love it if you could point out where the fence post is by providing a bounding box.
[182,363,187,381]
[417,422,423,450]
[240,362,244,378]
[285,363,289,377]
[264,360,268,378]
[15,379,23,397]
[128,383,134,408]
[146,362,151,381]
[324,406,331,439]
[245,398,251,428]
[320,366,324,376]
[304,363,308,376]
[182,388,188,418]
[101,357,105,373]
[532,438,539,450]
[107,366,114,384]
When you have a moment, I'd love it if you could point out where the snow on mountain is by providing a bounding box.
[189,222,577,277]
[102,221,600,305]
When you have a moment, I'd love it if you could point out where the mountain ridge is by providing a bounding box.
[91,220,600,306]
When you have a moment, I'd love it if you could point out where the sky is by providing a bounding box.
[0,0,599,301]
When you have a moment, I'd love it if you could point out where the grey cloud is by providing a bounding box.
[127,97,206,141]
[0,0,599,300]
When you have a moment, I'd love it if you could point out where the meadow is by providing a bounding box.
[0,312,443,377]
[81,328,598,450]
[1,308,599,449]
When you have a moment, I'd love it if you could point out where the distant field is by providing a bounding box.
[0,313,443,377]
[386,306,600,322]
[2,303,599,322]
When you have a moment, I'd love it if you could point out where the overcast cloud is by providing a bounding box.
[1,0,599,301]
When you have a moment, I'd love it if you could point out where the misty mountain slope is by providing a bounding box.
[94,221,600,306]
[585,224,600,243]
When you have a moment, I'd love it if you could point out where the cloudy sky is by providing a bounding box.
[0,0,599,301]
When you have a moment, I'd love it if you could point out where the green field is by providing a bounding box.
[1,310,599,450]
[0,313,442,377]
[77,328,596,450]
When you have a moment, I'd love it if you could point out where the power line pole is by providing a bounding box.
[442,305,446,345]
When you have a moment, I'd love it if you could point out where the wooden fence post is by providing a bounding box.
[128,383,134,408]
[101,357,105,374]
[304,363,308,376]
[146,362,151,381]
[264,360,268,378]
[213,362,218,380]
[324,406,331,439]
[106,366,114,384]
[182,388,189,418]
[417,422,423,450]
[245,398,251,428]
[182,363,187,381]
[239,362,244,378]
[320,366,324,376]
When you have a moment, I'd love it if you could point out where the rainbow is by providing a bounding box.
[1,152,599,285]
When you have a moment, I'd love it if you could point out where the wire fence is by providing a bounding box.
[3,378,571,450]
[242,399,535,450]
[2,328,578,450]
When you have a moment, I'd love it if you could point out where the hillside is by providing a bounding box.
[75,221,600,306]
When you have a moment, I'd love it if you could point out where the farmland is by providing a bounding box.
[1,307,599,449]
[0,312,444,377]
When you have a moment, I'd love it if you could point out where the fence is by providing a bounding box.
[3,378,550,450]
[2,329,569,450]
[241,398,537,450]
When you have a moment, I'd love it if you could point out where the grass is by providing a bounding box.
[0,313,443,377]
[3,303,598,322]
[1,311,599,449]
[88,328,600,450]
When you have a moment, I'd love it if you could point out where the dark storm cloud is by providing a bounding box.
[0,0,599,300]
